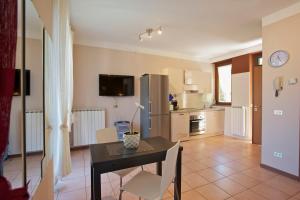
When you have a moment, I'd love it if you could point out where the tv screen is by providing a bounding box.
[99,74,134,96]
[14,69,30,96]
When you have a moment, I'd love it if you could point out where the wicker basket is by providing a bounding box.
[123,132,140,149]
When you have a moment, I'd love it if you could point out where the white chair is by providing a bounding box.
[119,141,180,200]
[96,128,143,199]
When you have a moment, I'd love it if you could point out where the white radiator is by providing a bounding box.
[72,109,105,146]
[231,107,246,137]
[26,111,43,152]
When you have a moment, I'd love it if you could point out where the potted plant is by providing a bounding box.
[123,102,144,149]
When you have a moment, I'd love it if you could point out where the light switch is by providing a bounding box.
[273,110,283,116]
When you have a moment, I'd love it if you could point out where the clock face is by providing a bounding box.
[269,50,289,68]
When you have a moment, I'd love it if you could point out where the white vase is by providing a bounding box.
[123,132,140,149]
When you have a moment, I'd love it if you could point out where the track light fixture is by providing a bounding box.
[139,26,163,42]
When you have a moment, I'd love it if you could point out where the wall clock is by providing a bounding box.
[269,50,289,68]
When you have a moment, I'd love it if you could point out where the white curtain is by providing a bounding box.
[44,32,57,169]
[52,0,73,178]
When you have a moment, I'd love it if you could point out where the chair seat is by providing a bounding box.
[113,167,138,177]
[121,171,162,200]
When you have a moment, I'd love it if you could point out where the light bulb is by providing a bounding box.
[157,27,163,35]
[139,35,143,42]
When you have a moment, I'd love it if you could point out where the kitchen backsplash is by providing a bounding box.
[176,93,204,109]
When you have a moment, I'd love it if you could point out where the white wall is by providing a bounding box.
[73,44,214,128]
[262,12,300,176]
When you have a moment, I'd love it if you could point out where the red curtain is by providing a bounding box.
[0,0,28,199]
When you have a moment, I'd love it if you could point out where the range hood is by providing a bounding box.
[183,85,204,93]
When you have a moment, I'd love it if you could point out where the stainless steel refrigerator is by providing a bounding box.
[140,74,170,140]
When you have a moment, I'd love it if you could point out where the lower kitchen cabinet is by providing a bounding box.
[171,112,189,142]
[205,110,225,134]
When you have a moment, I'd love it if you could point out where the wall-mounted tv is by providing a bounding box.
[99,74,134,96]
[14,69,30,96]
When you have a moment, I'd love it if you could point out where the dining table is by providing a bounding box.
[90,136,183,200]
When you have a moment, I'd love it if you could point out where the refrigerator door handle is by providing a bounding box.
[149,101,152,114]
[149,117,152,130]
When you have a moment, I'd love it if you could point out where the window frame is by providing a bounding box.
[215,59,232,105]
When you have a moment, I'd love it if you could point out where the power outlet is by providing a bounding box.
[273,152,283,159]
[273,110,283,116]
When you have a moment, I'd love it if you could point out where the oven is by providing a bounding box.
[189,112,206,135]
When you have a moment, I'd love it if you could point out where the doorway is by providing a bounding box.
[252,53,262,144]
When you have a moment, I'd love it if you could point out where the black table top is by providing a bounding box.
[90,136,183,169]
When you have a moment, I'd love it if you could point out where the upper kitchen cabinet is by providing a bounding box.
[162,68,184,94]
[184,70,212,93]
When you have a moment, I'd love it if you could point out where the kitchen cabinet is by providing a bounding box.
[162,68,184,94]
[184,70,212,93]
[171,112,189,142]
[205,110,225,134]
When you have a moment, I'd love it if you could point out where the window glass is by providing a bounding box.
[218,64,232,103]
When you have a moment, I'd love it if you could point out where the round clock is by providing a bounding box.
[269,50,289,68]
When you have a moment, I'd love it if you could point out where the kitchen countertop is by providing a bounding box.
[170,106,225,113]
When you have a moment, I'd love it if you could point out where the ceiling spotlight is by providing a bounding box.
[139,35,143,42]
[139,26,163,41]
[157,27,163,35]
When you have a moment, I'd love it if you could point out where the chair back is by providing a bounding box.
[96,128,119,144]
[159,141,180,198]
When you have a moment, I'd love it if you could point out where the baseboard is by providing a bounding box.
[7,146,90,158]
[260,163,300,181]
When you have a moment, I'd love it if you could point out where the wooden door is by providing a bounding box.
[252,65,262,144]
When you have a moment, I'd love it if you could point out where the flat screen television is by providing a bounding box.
[14,69,30,96]
[99,74,134,96]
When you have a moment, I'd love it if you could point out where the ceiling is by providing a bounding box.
[70,0,299,62]
[18,0,43,39]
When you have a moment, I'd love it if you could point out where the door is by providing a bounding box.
[149,75,169,115]
[252,65,262,144]
[149,114,170,140]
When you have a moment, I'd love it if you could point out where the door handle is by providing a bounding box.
[149,101,152,114]
[253,105,260,111]
[149,117,151,130]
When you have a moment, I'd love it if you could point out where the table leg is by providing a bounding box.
[91,166,94,200]
[174,150,182,200]
[156,161,162,176]
[91,168,101,200]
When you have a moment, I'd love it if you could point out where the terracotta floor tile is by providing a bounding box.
[233,190,267,200]
[196,183,230,200]
[181,190,207,200]
[214,177,247,195]
[223,161,250,171]
[228,173,261,188]
[198,158,221,167]
[57,177,86,193]
[242,167,277,181]
[58,188,87,200]
[183,173,209,188]
[294,192,300,199]
[184,160,208,172]
[198,168,225,182]
[265,175,300,196]
[251,183,291,200]
[213,165,238,176]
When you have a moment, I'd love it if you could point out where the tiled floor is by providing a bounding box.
[4,136,300,199]
[3,153,42,197]
[55,136,300,200]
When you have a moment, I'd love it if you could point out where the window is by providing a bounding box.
[215,62,232,104]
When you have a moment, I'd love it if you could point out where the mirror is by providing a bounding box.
[1,0,46,197]
[25,0,44,195]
